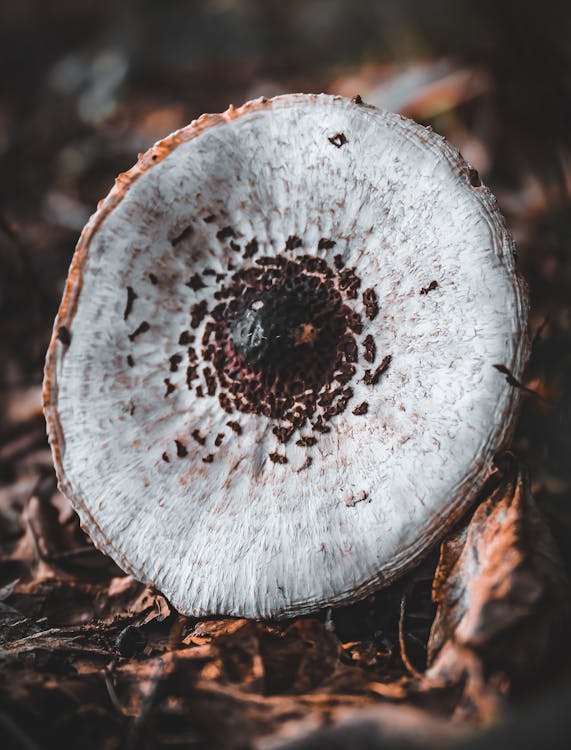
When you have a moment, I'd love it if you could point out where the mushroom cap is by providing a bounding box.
[43,93,529,618]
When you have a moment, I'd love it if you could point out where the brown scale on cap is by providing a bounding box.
[273,424,295,444]
[340,335,358,363]
[216,226,236,241]
[218,392,233,413]
[364,355,392,386]
[243,238,259,259]
[338,267,361,299]
[363,288,379,320]
[186,273,206,291]
[190,301,208,328]
[203,367,217,396]
[169,354,183,372]
[128,321,150,341]
[328,132,348,148]
[186,365,199,388]
[313,415,331,434]
[269,452,288,464]
[363,334,376,363]
[175,440,187,458]
[285,235,302,250]
[345,309,363,334]
[296,436,317,447]
[318,238,336,250]
[124,286,138,320]
[334,363,355,385]
[420,280,439,295]
[353,401,369,416]
[201,321,216,347]
[191,429,206,446]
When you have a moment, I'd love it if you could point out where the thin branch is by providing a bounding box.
[0,712,44,750]
[493,364,551,404]
[398,584,425,680]
[104,666,128,717]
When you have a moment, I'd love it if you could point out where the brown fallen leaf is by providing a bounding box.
[215,619,264,684]
[426,455,570,721]
[259,619,340,695]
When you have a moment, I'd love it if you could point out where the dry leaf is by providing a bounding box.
[426,456,570,720]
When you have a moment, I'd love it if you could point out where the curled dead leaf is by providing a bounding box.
[426,456,570,720]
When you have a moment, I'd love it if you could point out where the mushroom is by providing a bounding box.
[43,93,528,618]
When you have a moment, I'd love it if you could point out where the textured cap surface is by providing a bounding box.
[43,93,528,618]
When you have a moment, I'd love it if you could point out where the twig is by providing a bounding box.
[398,584,425,680]
[103,666,128,717]
[45,546,99,562]
[126,657,175,750]
[0,712,44,750]
[531,313,550,352]
[23,478,46,565]
[493,364,551,404]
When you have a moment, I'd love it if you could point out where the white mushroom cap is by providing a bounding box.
[43,93,528,618]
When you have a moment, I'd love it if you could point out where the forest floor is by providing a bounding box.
[1,3,571,748]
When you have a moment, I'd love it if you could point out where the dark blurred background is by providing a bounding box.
[1,1,571,747]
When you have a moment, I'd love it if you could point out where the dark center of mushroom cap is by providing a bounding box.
[229,283,323,368]
[201,254,363,423]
